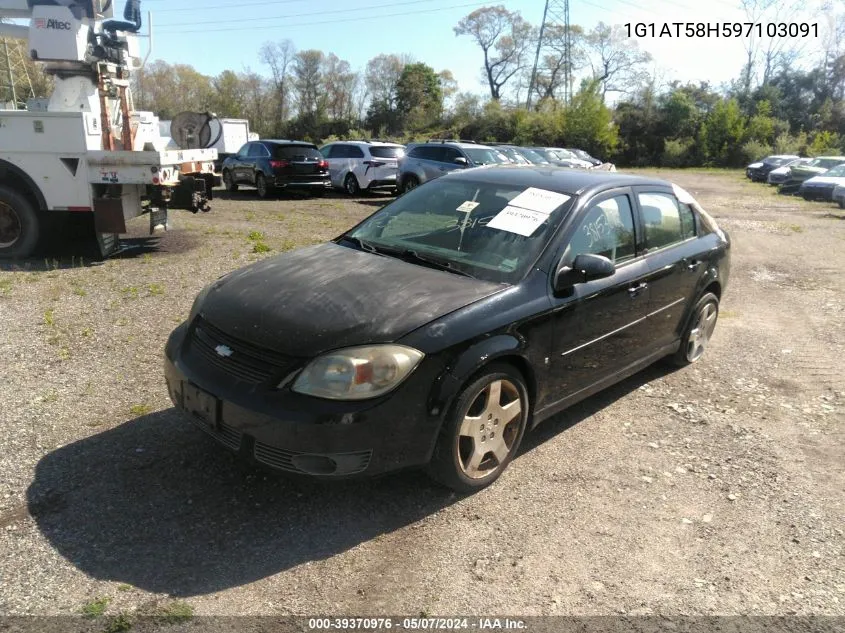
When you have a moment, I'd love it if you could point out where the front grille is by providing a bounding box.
[189,317,296,384]
[253,441,372,476]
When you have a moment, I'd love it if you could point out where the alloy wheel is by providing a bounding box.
[687,302,718,362]
[456,379,523,480]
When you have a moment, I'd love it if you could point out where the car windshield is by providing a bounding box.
[519,149,550,164]
[499,148,530,164]
[551,149,577,160]
[824,164,845,177]
[572,149,594,161]
[343,178,574,284]
[764,156,793,166]
[816,159,845,169]
[533,149,559,162]
[464,148,509,165]
[370,146,405,159]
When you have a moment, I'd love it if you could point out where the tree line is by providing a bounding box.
[6,4,844,167]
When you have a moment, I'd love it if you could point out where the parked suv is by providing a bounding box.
[398,141,509,192]
[222,140,331,198]
[319,141,405,195]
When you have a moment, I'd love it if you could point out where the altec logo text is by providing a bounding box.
[35,18,72,30]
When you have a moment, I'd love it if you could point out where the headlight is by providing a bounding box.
[291,345,424,400]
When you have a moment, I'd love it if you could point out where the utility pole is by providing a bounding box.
[526,0,572,110]
[0,37,34,109]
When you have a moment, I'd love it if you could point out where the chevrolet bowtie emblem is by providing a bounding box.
[215,345,234,358]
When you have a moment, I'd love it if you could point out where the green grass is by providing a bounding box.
[147,283,165,296]
[155,601,194,624]
[129,404,152,416]
[104,613,132,633]
[0,279,12,297]
[72,285,87,297]
[252,241,272,254]
[121,286,140,300]
[44,308,55,327]
[80,597,111,618]
[246,230,265,242]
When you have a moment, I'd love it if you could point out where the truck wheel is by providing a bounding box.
[223,170,238,192]
[0,186,40,259]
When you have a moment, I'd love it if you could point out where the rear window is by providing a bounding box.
[273,145,321,160]
[370,146,405,159]
[817,159,845,169]
[464,148,508,165]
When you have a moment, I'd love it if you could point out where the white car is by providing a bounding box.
[767,157,812,185]
[319,141,405,195]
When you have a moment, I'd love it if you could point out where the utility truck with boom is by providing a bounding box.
[0,0,216,258]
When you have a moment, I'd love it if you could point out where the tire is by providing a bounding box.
[344,173,361,196]
[222,170,238,192]
[0,186,40,259]
[426,363,530,493]
[401,175,419,194]
[671,292,720,367]
[255,173,273,199]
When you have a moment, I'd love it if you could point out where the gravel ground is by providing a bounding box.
[0,170,843,622]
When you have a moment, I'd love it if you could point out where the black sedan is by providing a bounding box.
[221,140,332,198]
[165,167,731,492]
[745,154,800,182]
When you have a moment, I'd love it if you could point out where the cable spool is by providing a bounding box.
[170,111,222,150]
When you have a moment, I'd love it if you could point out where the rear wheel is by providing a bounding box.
[402,175,419,194]
[427,363,529,493]
[671,292,720,366]
[222,170,238,192]
[344,173,361,196]
[255,173,273,199]
[0,186,40,259]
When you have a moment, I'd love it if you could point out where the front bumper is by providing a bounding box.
[164,322,445,478]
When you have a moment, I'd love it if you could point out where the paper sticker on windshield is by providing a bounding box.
[487,206,548,237]
[456,201,480,213]
[672,184,696,205]
[509,188,571,215]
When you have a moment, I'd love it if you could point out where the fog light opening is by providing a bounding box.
[291,454,338,476]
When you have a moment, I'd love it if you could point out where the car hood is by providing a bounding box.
[803,175,845,186]
[748,162,764,169]
[197,242,506,357]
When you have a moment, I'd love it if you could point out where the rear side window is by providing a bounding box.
[370,146,405,159]
[248,143,269,158]
[638,192,692,251]
[273,145,322,160]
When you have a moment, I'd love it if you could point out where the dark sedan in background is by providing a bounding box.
[746,154,800,182]
[166,167,731,492]
[221,140,332,198]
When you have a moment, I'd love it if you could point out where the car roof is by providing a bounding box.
[413,141,497,150]
[815,156,845,160]
[262,139,317,146]
[442,165,675,197]
[329,140,404,147]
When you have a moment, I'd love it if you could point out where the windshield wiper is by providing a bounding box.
[340,235,380,254]
[393,248,476,278]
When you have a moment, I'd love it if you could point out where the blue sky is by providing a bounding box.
[139,0,827,97]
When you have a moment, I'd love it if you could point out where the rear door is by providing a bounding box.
[247,142,270,184]
[322,144,345,187]
[367,145,404,184]
[633,187,708,351]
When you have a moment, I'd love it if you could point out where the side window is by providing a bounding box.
[320,145,334,158]
[564,195,636,265]
[638,192,689,251]
[417,146,444,162]
[678,202,697,240]
[237,143,250,157]
[248,143,268,158]
[407,147,423,159]
[348,146,365,159]
[442,147,462,163]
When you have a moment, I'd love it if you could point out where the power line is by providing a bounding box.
[153,0,449,28]
[153,0,492,34]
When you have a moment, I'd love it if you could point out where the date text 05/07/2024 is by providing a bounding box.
[625,22,818,38]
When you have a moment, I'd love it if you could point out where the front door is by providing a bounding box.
[544,190,652,407]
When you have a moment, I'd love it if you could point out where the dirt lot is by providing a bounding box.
[0,170,843,621]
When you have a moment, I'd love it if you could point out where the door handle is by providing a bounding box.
[628,282,648,297]
[686,260,702,272]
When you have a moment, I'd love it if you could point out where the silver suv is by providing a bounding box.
[398,141,509,193]
[319,141,406,195]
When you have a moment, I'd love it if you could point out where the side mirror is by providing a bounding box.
[454,157,469,167]
[553,253,616,293]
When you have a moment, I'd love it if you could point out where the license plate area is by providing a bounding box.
[183,382,220,430]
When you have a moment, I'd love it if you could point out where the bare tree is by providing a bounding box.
[585,22,652,102]
[260,40,295,129]
[454,5,534,101]
[364,53,410,111]
[531,24,587,104]
[323,53,358,120]
[292,50,326,119]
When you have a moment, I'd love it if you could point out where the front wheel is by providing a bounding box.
[255,173,273,199]
[671,292,720,366]
[0,186,40,259]
[401,175,419,194]
[427,363,529,493]
[222,170,238,192]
